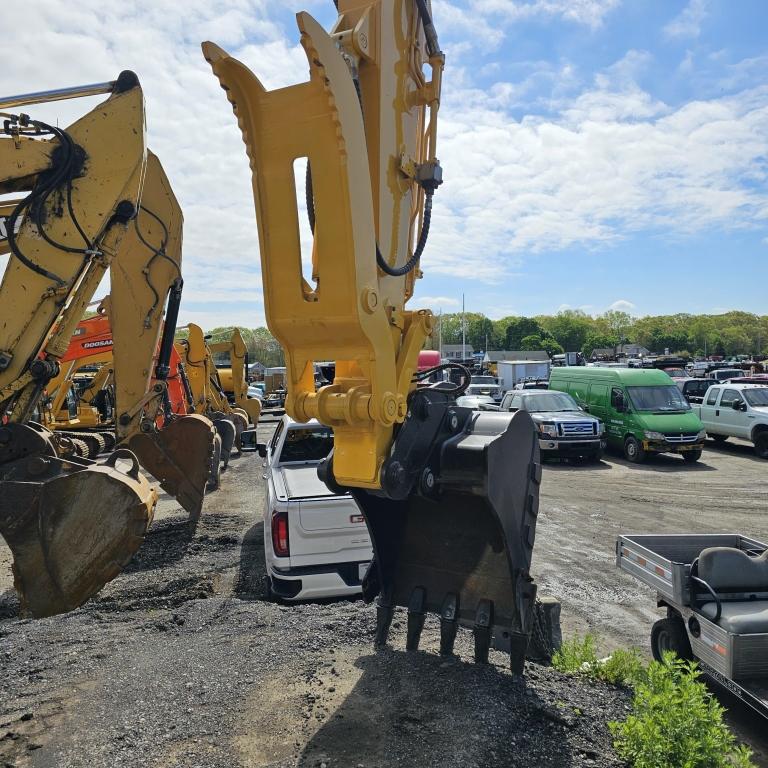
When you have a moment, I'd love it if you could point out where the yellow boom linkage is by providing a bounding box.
[205,2,546,671]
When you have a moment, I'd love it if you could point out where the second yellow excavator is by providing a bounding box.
[205,0,547,671]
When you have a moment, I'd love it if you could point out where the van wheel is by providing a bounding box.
[683,450,702,464]
[651,616,692,662]
[624,436,645,463]
[755,432,768,460]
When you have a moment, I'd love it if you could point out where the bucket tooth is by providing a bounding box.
[374,589,394,649]
[439,593,459,656]
[406,587,426,651]
[127,414,216,521]
[473,600,493,664]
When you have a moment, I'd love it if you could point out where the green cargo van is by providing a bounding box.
[549,367,706,463]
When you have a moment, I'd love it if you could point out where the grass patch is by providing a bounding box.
[552,633,645,687]
[553,637,755,767]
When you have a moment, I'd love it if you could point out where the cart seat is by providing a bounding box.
[696,547,768,633]
[698,547,768,592]
[699,601,768,634]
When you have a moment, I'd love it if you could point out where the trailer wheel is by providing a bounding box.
[651,617,692,662]
[624,436,645,463]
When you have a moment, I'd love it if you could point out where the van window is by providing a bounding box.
[610,387,624,409]
[569,382,589,405]
[719,389,743,409]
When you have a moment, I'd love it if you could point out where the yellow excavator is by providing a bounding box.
[176,324,254,469]
[0,75,216,617]
[208,327,262,426]
[204,0,545,671]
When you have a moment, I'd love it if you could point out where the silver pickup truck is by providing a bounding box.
[259,416,372,601]
[499,389,605,461]
[692,382,768,458]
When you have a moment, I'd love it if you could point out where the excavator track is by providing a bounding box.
[55,430,107,459]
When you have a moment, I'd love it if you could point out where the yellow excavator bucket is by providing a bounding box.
[128,413,216,521]
[0,425,155,618]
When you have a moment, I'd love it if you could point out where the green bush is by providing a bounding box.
[609,653,755,768]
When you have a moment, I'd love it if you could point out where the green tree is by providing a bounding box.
[505,317,544,349]
[582,331,617,359]
[540,310,593,352]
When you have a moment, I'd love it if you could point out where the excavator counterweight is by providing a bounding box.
[205,0,548,670]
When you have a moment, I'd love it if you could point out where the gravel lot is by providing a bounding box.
[1,422,766,766]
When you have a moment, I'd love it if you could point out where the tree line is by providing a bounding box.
[191,309,767,365]
[429,309,768,358]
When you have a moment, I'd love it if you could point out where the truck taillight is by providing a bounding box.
[271,511,289,557]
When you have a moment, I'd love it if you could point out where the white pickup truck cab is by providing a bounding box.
[260,416,372,600]
[693,383,768,459]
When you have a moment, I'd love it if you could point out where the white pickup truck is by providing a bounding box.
[692,383,768,458]
[259,415,372,601]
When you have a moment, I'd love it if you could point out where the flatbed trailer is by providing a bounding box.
[617,533,768,720]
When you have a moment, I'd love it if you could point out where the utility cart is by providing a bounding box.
[617,533,768,720]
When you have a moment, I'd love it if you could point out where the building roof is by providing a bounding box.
[442,344,474,353]
[486,350,549,362]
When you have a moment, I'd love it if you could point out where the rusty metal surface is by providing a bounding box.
[0,450,156,618]
[127,414,215,521]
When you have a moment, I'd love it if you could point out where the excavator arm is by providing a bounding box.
[104,152,217,520]
[204,1,544,671]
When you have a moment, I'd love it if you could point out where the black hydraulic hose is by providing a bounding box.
[414,0,442,57]
[376,190,433,276]
[413,362,471,395]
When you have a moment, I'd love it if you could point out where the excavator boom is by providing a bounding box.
[205,1,544,671]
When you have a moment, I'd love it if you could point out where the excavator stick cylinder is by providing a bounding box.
[0,428,156,618]
[346,396,542,672]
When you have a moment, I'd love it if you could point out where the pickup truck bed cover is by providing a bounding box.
[279,465,348,500]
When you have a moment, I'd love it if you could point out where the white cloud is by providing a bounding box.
[426,66,768,280]
[410,296,462,311]
[472,0,620,29]
[663,0,707,40]
[607,299,636,313]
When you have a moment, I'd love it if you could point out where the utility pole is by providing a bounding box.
[438,309,443,359]
[461,293,466,359]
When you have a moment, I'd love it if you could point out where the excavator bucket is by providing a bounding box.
[127,414,216,521]
[348,399,542,673]
[0,449,156,618]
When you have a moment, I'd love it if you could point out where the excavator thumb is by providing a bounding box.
[127,414,216,521]
[0,427,156,618]
[328,392,542,673]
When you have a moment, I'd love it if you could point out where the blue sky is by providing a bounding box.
[1,0,766,326]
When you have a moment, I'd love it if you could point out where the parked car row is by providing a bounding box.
[257,372,768,605]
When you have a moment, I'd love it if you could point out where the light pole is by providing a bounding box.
[461,293,466,359]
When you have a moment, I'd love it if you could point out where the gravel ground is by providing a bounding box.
[0,420,766,767]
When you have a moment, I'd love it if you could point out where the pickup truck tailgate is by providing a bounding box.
[278,467,371,564]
